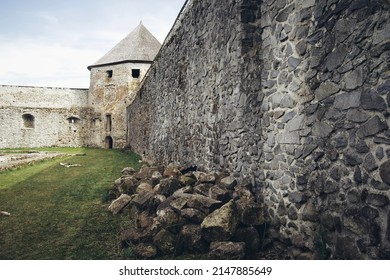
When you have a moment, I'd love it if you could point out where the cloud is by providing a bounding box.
[0,36,101,88]
[0,0,186,88]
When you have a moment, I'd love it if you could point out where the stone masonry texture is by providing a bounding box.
[127,0,390,259]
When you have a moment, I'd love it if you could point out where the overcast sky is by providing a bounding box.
[0,0,186,88]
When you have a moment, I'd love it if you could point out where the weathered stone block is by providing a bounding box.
[380,160,390,185]
[315,81,340,101]
[208,241,245,260]
[108,194,132,215]
[357,116,388,138]
[201,200,239,242]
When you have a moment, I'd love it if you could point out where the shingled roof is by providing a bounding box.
[87,23,161,70]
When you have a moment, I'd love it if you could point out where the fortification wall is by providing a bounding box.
[0,85,89,148]
[127,0,390,259]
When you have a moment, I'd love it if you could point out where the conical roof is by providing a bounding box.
[88,23,161,70]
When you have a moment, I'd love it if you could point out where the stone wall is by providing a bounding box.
[127,0,390,259]
[0,85,89,148]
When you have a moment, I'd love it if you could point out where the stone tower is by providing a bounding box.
[87,23,161,148]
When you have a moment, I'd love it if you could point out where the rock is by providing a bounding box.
[363,153,378,172]
[179,224,208,253]
[232,227,261,254]
[357,116,388,138]
[288,192,308,204]
[367,193,389,207]
[151,171,163,186]
[131,192,154,209]
[138,211,154,229]
[179,174,197,186]
[379,160,390,185]
[333,91,361,110]
[344,67,364,91]
[276,4,295,22]
[197,172,217,184]
[153,229,177,255]
[187,194,223,214]
[108,194,132,214]
[302,200,319,222]
[120,176,139,195]
[156,178,182,196]
[312,121,333,137]
[361,206,379,220]
[219,176,237,189]
[315,81,340,101]
[361,91,387,111]
[235,197,265,225]
[181,208,207,223]
[194,183,212,196]
[136,182,153,194]
[288,57,301,71]
[201,200,239,242]
[135,243,157,258]
[325,45,347,71]
[346,109,370,123]
[208,185,232,203]
[208,241,245,260]
[136,165,161,180]
[163,163,182,178]
[121,167,136,176]
[156,208,180,233]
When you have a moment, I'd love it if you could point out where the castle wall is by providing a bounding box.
[127,0,390,259]
[0,85,89,148]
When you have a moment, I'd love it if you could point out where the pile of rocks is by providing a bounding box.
[108,164,265,259]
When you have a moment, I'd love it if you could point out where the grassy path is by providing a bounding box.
[0,148,141,259]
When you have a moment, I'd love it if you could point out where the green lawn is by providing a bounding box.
[0,148,141,260]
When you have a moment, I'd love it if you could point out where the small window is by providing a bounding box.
[132,69,140,78]
[22,114,35,128]
[67,116,80,124]
[106,114,112,132]
[106,70,113,78]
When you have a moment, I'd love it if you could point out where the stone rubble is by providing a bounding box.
[108,164,265,259]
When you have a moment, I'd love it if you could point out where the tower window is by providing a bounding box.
[106,70,113,78]
[22,114,35,128]
[132,69,140,78]
[67,116,80,124]
[105,114,112,132]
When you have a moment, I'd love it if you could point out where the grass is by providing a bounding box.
[0,147,141,260]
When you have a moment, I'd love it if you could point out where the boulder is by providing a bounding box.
[131,192,154,209]
[208,185,232,203]
[187,194,223,214]
[156,178,182,196]
[136,165,161,180]
[232,226,261,254]
[219,176,238,189]
[181,208,206,224]
[136,182,153,194]
[201,200,239,242]
[121,167,136,176]
[153,229,177,255]
[208,241,245,260]
[235,197,265,225]
[163,163,182,178]
[120,176,139,195]
[108,194,132,215]
[179,224,208,253]
[151,171,163,186]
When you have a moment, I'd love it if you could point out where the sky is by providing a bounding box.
[0,0,186,88]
